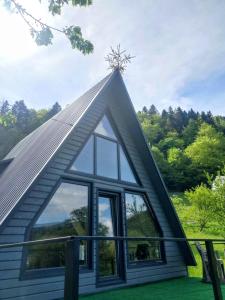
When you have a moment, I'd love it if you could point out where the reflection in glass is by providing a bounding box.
[125,193,161,262]
[26,182,89,269]
[96,137,118,179]
[71,135,94,174]
[98,196,117,277]
[119,146,136,183]
[95,115,117,140]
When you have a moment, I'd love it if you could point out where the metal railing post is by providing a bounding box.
[205,240,223,300]
[64,238,80,300]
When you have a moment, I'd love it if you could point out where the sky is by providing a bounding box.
[0,0,225,115]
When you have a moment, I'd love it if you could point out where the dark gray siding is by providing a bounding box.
[0,84,186,299]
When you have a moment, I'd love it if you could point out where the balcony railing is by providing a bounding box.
[0,236,224,300]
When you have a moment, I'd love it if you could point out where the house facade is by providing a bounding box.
[0,70,195,300]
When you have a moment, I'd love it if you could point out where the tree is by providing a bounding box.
[185,170,225,234]
[148,104,159,116]
[12,100,30,131]
[0,100,10,115]
[157,131,184,154]
[214,116,225,135]
[185,123,225,174]
[151,146,169,175]
[167,147,197,190]
[182,119,200,146]
[173,107,187,133]
[187,108,198,120]
[0,111,16,128]
[3,0,93,54]
[47,102,62,119]
[141,118,163,145]
[184,184,215,231]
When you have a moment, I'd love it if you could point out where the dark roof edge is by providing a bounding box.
[0,158,13,165]
[0,71,115,227]
[116,71,196,266]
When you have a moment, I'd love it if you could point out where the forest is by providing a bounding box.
[137,105,225,191]
[0,100,61,160]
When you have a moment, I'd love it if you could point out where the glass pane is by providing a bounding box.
[119,146,136,183]
[26,182,89,269]
[71,135,94,174]
[96,137,118,179]
[125,193,161,262]
[98,196,117,277]
[95,115,117,140]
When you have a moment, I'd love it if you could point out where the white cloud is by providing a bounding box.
[0,0,225,114]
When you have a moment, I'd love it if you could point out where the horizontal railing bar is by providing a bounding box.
[0,236,225,249]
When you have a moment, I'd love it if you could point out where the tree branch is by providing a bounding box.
[5,0,93,53]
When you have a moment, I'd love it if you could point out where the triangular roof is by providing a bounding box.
[0,70,195,265]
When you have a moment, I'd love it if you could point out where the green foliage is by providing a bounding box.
[48,0,92,15]
[138,105,225,191]
[184,184,215,231]
[185,123,225,173]
[171,192,225,277]
[64,26,94,54]
[183,170,225,234]
[182,119,200,146]
[0,112,16,127]
[3,0,94,53]
[0,100,62,160]
[158,131,184,153]
[31,27,54,46]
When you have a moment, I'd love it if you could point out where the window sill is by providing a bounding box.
[65,170,141,188]
[127,259,166,269]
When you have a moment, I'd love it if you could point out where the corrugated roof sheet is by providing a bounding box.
[0,72,113,225]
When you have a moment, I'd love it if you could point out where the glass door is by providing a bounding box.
[97,192,124,284]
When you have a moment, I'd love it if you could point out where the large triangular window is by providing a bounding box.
[71,115,138,184]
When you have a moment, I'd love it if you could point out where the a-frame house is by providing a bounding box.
[0,70,195,300]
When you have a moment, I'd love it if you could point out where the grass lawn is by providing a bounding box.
[81,277,225,300]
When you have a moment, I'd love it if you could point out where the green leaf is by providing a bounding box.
[33,27,54,46]
[64,26,93,54]
[70,0,92,6]
[48,0,67,15]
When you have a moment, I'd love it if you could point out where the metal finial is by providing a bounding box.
[105,44,134,73]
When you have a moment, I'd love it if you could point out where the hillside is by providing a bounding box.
[138,105,225,191]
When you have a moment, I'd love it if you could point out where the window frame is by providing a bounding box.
[68,112,140,186]
[124,191,166,268]
[20,178,93,280]
[95,135,119,180]
[96,189,126,286]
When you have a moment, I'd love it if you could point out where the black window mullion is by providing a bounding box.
[93,134,97,176]
[117,143,120,180]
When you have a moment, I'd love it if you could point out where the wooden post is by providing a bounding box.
[205,240,223,300]
[64,238,80,300]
